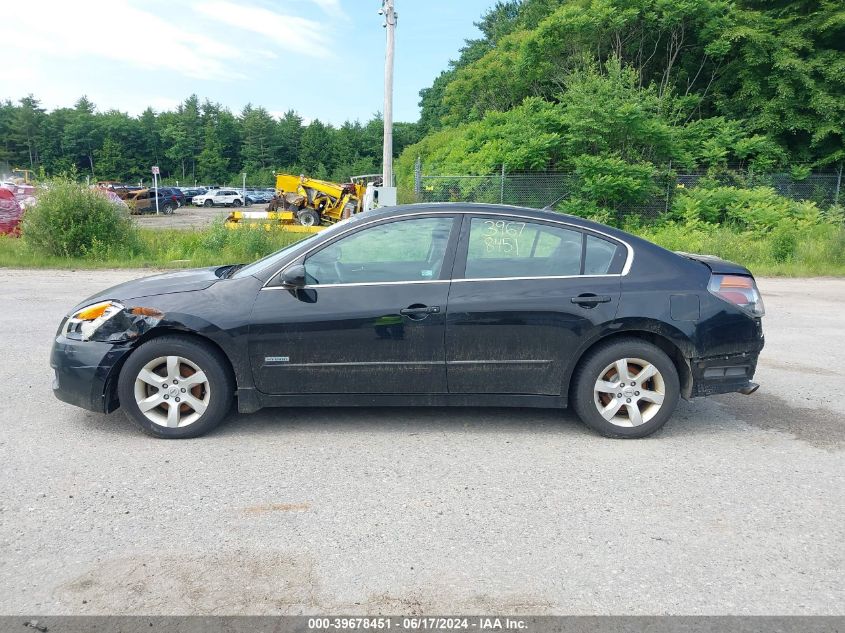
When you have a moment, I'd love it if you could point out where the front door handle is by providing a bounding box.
[571,294,612,308]
[400,304,441,319]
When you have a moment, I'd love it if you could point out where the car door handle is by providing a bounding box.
[571,294,612,307]
[400,305,441,318]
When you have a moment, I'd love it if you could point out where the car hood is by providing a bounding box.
[70,267,223,312]
[675,252,751,276]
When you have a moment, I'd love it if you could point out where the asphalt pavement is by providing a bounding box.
[0,270,842,615]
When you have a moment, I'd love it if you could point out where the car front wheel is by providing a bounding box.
[571,338,680,438]
[117,336,234,439]
[203,199,213,207]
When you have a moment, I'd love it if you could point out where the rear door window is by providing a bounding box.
[460,217,627,279]
[463,217,583,279]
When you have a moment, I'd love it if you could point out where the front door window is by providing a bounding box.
[304,216,455,285]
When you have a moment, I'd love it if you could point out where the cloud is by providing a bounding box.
[310,0,346,18]
[193,1,333,58]
[0,0,245,80]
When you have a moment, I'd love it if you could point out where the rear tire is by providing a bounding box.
[298,209,320,226]
[117,336,234,439]
[162,203,174,215]
[571,338,680,438]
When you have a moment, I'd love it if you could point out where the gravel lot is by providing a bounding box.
[133,204,251,230]
[0,271,842,615]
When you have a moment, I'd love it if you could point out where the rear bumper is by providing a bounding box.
[50,335,134,413]
[690,350,761,397]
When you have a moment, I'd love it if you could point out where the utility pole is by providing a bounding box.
[381,0,396,188]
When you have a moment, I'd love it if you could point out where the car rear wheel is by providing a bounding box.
[571,338,679,438]
[162,203,174,215]
[203,199,213,207]
[117,336,234,439]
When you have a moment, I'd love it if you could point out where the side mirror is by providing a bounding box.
[280,264,307,288]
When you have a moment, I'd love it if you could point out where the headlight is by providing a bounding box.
[65,301,164,342]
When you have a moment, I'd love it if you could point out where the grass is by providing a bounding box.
[636,222,845,277]
[0,223,305,270]
[1,219,844,277]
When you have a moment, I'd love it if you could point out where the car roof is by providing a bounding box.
[355,202,632,240]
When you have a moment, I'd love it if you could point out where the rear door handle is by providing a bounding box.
[571,294,612,307]
[400,305,441,319]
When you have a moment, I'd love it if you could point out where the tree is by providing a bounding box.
[161,95,202,179]
[197,122,230,184]
[62,97,99,175]
[240,104,277,173]
[13,95,47,169]
[716,0,845,165]
[95,136,126,180]
[299,119,334,173]
[276,110,303,167]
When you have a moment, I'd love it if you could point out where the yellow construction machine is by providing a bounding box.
[8,169,34,185]
[226,173,381,231]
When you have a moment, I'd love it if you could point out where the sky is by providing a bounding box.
[1,0,495,124]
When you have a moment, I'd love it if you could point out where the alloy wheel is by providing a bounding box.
[593,357,665,427]
[133,355,211,428]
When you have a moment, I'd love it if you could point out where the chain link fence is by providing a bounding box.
[412,160,844,220]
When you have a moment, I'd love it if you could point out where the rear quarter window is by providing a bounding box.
[584,234,627,274]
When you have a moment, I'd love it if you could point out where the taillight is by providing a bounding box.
[708,274,765,317]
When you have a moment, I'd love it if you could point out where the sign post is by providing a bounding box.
[151,166,160,215]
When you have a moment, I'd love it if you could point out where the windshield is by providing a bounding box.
[232,216,357,279]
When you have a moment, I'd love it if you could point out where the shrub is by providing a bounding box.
[22,178,138,258]
[769,221,797,262]
[668,184,823,234]
[572,154,658,210]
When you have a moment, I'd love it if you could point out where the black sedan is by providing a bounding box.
[51,204,765,439]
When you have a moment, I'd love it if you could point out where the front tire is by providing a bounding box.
[117,336,234,439]
[571,338,680,438]
[203,199,213,207]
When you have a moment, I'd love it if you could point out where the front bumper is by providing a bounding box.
[50,335,134,413]
[690,350,761,397]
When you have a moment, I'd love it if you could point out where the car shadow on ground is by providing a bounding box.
[72,389,842,450]
[73,399,725,442]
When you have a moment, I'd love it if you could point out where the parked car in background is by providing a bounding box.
[180,188,207,203]
[192,189,247,207]
[0,187,24,236]
[247,190,273,204]
[92,187,130,211]
[157,187,186,207]
[96,182,142,200]
[1,181,36,200]
[50,203,765,439]
[126,189,175,215]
